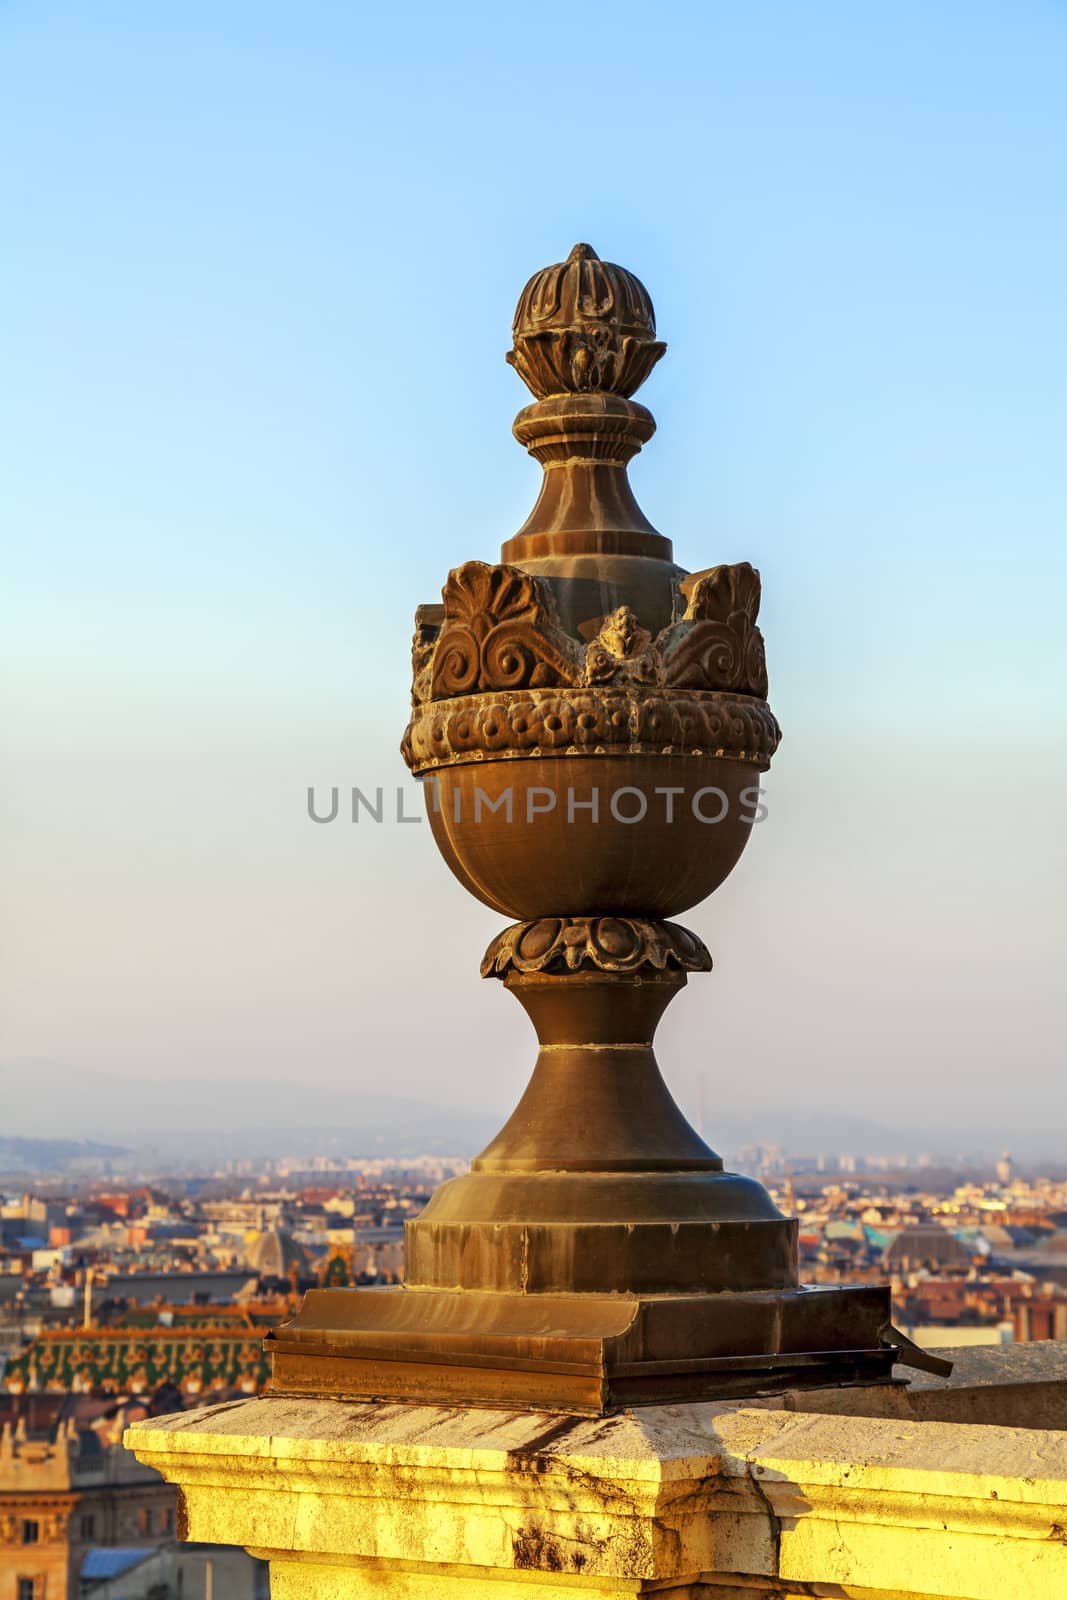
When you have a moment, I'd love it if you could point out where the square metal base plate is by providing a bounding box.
[267,1283,898,1414]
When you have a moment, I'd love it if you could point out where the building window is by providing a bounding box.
[22,1520,39,1545]
[18,1581,37,1600]
[80,1513,95,1540]
[138,1507,152,1535]
[162,1508,174,1534]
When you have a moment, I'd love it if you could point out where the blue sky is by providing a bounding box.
[3,1,1065,1148]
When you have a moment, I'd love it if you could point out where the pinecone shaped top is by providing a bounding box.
[507,243,666,400]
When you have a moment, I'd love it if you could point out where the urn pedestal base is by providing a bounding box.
[267,1282,897,1415]
[267,934,904,1414]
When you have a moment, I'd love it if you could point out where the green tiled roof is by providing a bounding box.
[2,1326,272,1393]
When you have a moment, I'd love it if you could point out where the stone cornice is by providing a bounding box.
[127,1394,1067,1598]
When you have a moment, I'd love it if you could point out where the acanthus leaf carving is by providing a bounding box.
[428,561,582,700]
[509,326,667,400]
[657,562,769,698]
[410,558,774,719]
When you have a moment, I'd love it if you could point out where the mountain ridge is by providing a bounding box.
[0,1058,1055,1162]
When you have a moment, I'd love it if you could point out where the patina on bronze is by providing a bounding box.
[269,244,902,1412]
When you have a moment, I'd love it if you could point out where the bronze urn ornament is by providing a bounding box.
[270,244,907,1412]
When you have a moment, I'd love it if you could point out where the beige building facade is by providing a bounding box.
[1,1417,174,1600]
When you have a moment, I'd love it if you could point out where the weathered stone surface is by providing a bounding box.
[128,1389,1067,1599]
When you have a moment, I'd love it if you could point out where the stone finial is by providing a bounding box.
[507,242,666,399]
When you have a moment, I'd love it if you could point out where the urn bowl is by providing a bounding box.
[424,753,762,920]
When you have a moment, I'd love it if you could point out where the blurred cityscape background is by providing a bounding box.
[6,1136,1067,1596]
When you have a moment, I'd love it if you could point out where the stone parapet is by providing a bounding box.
[127,1385,1067,1600]
[763,1341,1067,1431]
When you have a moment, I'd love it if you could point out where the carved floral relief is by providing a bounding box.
[428,561,582,699]
[411,558,770,710]
[482,915,712,977]
[658,562,769,698]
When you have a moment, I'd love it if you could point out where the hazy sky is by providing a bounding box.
[3,1,1065,1147]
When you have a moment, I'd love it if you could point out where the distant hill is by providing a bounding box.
[0,1057,1061,1166]
[0,1136,128,1174]
[0,1059,499,1161]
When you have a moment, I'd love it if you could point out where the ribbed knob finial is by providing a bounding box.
[507,244,666,400]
